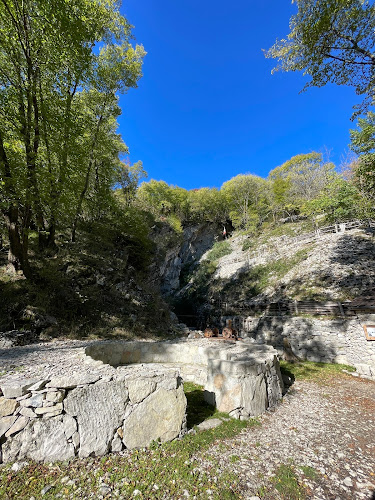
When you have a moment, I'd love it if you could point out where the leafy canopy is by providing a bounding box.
[265,0,375,115]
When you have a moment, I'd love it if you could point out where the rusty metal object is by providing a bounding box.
[222,327,232,339]
[204,328,214,338]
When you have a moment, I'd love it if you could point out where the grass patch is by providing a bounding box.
[207,240,232,261]
[0,384,260,500]
[300,465,318,480]
[271,464,306,500]
[280,360,355,383]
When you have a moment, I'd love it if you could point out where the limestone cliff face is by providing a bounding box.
[152,223,220,295]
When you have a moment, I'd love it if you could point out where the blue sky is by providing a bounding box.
[118,0,359,190]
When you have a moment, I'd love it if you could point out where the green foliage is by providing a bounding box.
[265,0,375,115]
[0,0,145,274]
[242,238,255,251]
[305,176,364,222]
[350,111,375,206]
[207,241,232,261]
[221,174,270,230]
[271,464,306,500]
[269,153,336,218]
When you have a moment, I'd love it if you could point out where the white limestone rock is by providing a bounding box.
[126,379,156,404]
[241,374,268,417]
[1,379,38,399]
[5,416,29,438]
[45,390,65,403]
[20,393,44,408]
[35,403,63,415]
[64,379,129,458]
[46,374,100,389]
[122,386,186,449]
[0,415,18,438]
[0,397,19,417]
[2,416,75,463]
[62,414,77,439]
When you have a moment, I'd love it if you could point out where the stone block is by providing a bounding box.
[122,386,186,449]
[64,380,129,458]
[0,397,19,417]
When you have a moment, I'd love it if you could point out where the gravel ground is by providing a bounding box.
[1,341,374,500]
[196,374,375,500]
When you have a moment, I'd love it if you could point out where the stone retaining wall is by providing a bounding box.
[85,340,284,420]
[222,315,375,378]
[0,339,284,463]
[0,366,186,463]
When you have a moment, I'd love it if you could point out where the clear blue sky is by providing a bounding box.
[118,0,358,190]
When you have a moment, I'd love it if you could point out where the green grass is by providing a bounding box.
[207,240,232,261]
[300,465,318,480]
[0,383,260,500]
[280,360,355,384]
[271,464,306,500]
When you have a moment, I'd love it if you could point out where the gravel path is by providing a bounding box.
[197,374,375,499]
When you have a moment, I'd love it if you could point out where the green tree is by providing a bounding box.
[0,0,145,275]
[350,111,375,205]
[305,176,364,222]
[268,152,335,216]
[188,188,229,224]
[221,174,270,231]
[265,0,375,115]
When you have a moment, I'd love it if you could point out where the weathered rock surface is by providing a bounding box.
[64,380,129,458]
[122,386,186,449]
[0,397,19,417]
[2,416,75,463]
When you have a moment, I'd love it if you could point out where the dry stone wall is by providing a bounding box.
[0,367,186,464]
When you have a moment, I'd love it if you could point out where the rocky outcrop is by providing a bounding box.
[154,223,220,295]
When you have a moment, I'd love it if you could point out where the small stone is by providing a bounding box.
[35,403,63,415]
[0,397,19,417]
[45,390,65,403]
[5,416,29,437]
[20,393,44,408]
[63,414,77,439]
[41,485,53,496]
[111,433,123,452]
[11,461,29,472]
[197,418,223,431]
[133,490,141,497]
[60,476,70,484]
[343,477,353,487]
[46,374,100,389]
[72,431,80,449]
[1,379,37,399]
[99,485,112,496]
[42,401,54,407]
[27,380,48,392]
[0,415,17,438]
